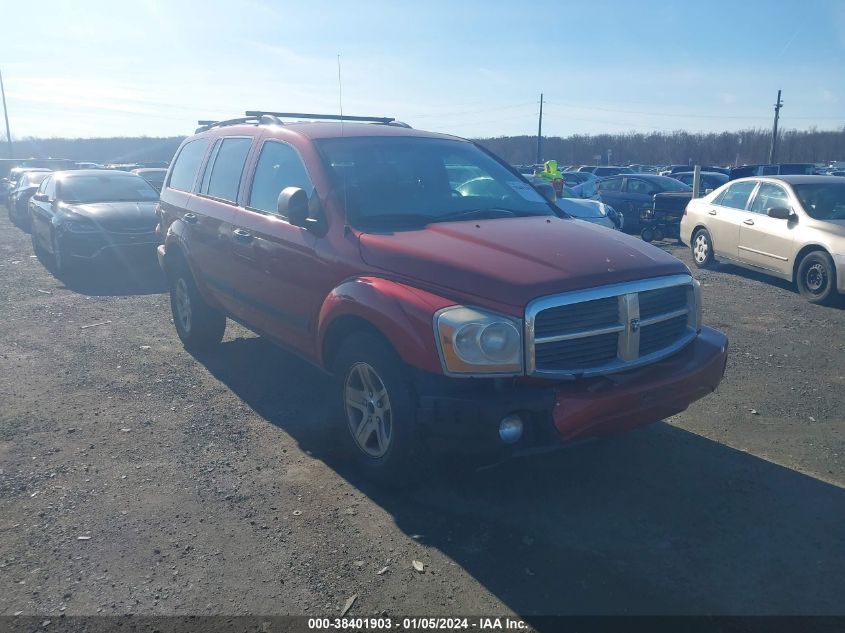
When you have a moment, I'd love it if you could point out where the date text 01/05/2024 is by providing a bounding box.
[306,617,529,630]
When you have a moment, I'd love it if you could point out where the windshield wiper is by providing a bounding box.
[430,208,523,223]
[354,213,437,229]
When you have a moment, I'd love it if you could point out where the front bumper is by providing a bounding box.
[833,254,845,294]
[416,326,728,453]
[59,229,158,261]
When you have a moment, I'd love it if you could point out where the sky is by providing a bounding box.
[1,0,844,140]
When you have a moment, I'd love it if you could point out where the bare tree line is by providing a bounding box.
[7,126,845,167]
[476,127,845,166]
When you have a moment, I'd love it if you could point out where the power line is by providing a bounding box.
[405,101,535,119]
[543,100,844,121]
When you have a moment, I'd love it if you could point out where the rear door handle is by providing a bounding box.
[743,219,755,226]
[708,210,717,216]
[233,228,254,243]
[183,212,198,224]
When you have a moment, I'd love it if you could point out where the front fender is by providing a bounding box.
[317,277,457,374]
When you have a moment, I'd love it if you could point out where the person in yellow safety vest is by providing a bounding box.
[535,160,571,198]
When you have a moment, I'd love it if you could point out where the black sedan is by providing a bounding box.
[8,170,51,230]
[595,174,691,233]
[671,171,728,192]
[28,170,160,275]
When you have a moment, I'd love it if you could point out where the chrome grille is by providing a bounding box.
[526,274,698,377]
[534,297,618,337]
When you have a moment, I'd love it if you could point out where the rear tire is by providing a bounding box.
[333,332,428,487]
[641,227,655,242]
[796,251,838,305]
[168,258,226,352]
[691,228,715,269]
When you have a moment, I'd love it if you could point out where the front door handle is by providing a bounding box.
[183,212,198,224]
[743,218,755,226]
[708,210,717,216]
[233,228,254,243]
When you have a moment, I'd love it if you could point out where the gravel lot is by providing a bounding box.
[1,210,843,619]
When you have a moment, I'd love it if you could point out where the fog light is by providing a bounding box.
[498,414,524,444]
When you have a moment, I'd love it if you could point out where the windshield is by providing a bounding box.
[652,176,692,192]
[792,183,845,220]
[139,171,166,185]
[315,136,554,229]
[20,172,50,188]
[59,174,159,203]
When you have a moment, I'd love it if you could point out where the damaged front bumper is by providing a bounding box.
[416,326,728,454]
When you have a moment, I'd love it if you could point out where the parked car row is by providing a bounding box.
[5,115,841,485]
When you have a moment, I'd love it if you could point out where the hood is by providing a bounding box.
[62,201,158,229]
[358,216,689,308]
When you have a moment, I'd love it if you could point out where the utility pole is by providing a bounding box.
[769,89,783,164]
[0,68,12,159]
[536,93,543,165]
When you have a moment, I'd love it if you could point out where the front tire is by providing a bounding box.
[691,228,715,269]
[168,259,226,351]
[796,251,838,305]
[333,332,427,486]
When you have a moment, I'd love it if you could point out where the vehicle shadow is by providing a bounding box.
[56,257,167,297]
[195,335,845,618]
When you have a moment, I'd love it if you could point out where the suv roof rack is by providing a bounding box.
[195,112,413,134]
[195,117,258,133]
[245,110,397,124]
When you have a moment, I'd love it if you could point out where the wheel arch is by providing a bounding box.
[317,277,454,375]
[792,244,831,283]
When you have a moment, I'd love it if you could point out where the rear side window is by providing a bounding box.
[203,137,253,204]
[627,178,659,195]
[597,177,622,192]
[718,181,757,210]
[248,141,314,215]
[168,138,209,192]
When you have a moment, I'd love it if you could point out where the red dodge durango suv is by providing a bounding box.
[156,111,728,482]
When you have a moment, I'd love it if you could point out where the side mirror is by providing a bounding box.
[33,192,49,202]
[767,206,793,220]
[277,187,309,227]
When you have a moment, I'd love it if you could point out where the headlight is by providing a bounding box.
[435,306,523,375]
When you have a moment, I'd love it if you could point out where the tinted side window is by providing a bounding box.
[204,137,253,204]
[749,183,790,214]
[628,178,659,195]
[248,141,314,215]
[597,177,622,192]
[718,181,757,210]
[41,176,56,199]
[169,139,209,192]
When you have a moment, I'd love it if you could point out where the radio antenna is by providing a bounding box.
[337,54,349,232]
[337,54,344,134]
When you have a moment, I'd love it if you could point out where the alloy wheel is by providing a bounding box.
[174,278,193,334]
[344,362,392,458]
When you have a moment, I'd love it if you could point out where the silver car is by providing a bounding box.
[555,197,619,230]
[680,175,845,304]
